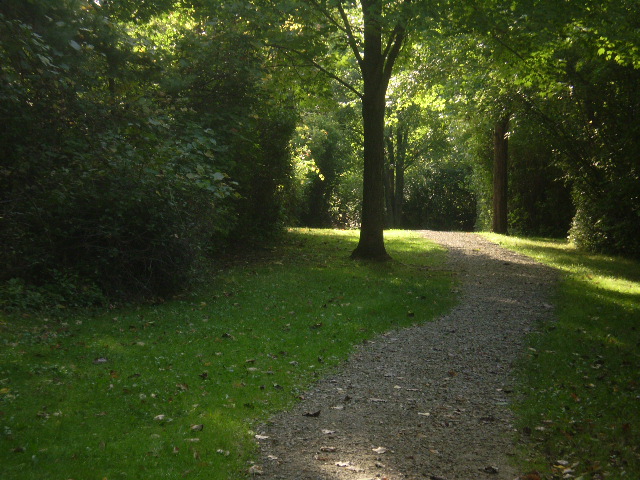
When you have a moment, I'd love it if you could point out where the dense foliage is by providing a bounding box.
[1,0,638,309]
[0,0,295,309]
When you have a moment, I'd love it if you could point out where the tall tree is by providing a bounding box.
[491,114,509,234]
[256,0,414,259]
[351,0,408,259]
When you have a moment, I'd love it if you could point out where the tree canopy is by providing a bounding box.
[1,0,638,309]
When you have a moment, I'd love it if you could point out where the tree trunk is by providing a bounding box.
[384,130,396,228]
[394,127,406,227]
[352,86,391,260]
[492,115,510,234]
[351,0,398,261]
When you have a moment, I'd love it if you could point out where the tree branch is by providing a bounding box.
[337,0,364,69]
[382,25,406,81]
[306,0,349,35]
[271,44,363,99]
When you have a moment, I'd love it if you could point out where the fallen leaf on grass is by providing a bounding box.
[255,434,269,440]
[516,473,541,480]
[248,464,263,475]
[190,424,203,431]
[480,465,499,474]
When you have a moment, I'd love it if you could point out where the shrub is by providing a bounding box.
[404,161,477,231]
[569,181,640,257]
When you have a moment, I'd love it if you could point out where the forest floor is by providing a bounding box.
[255,231,558,480]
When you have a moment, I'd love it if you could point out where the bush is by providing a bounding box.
[507,121,574,237]
[230,105,298,242]
[404,161,477,231]
[569,180,640,257]
[1,154,233,306]
[0,1,299,311]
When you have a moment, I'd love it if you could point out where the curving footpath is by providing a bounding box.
[255,231,557,480]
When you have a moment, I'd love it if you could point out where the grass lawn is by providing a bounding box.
[483,234,640,479]
[0,229,455,479]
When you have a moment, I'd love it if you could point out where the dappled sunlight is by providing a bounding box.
[484,232,640,477]
[483,233,640,303]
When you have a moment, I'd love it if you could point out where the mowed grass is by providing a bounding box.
[483,234,640,479]
[0,229,455,480]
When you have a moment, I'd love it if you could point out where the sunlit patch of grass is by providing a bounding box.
[483,233,640,479]
[0,229,455,479]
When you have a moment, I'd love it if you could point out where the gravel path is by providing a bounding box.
[254,231,557,480]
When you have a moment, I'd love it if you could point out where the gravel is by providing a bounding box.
[254,231,558,480]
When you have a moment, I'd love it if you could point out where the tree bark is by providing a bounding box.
[492,115,510,234]
[384,129,396,227]
[352,82,391,259]
[394,127,406,227]
[351,0,405,260]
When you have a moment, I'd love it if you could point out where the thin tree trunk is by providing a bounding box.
[394,127,406,227]
[384,130,396,228]
[492,115,510,234]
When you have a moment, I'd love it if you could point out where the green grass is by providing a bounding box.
[0,229,455,479]
[483,234,640,479]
